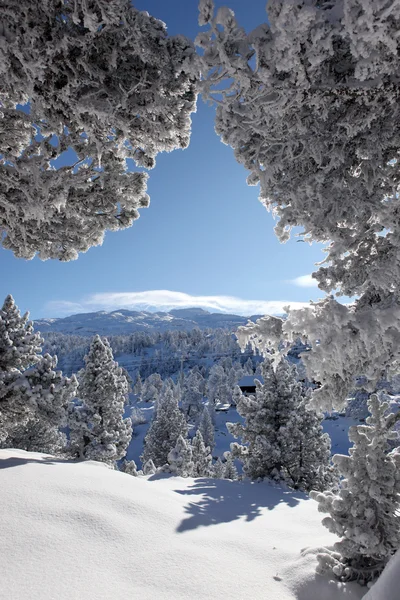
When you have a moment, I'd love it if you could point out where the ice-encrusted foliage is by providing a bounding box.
[237,297,400,412]
[191,429,212,477]
[223,452,238,480]
[1,0,199,260]
[0,295,77,447]
[167,435,194,477]
[198,0,400,299]
[198,405,215,452]
[228,358,333,491]
[200,0,400,414]
[311,394,400,584]
[141,387,188,468]
[69,335,132,464]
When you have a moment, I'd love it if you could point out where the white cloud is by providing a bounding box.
[44,290,311,318]
[290,274,318,288]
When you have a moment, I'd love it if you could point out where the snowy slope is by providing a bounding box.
[0,449,367,600]
[34,308,260,335]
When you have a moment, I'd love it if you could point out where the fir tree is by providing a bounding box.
[311,394,400,584]
[143,459,156,476]
[181,370,203,419]
[0,295,77,448]
[120,459,138,477]
[141,387,187,468]
[69,335,132,465]
[133,374,142,400]
[231,385,243,408]
[223,452,238,480]
[191,429,212,477]
[168,435,194,477]
[212,457,224,479]
[228,358,332,490]
[199,405,215,453]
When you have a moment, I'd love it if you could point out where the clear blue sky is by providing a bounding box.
[0,0,327,319]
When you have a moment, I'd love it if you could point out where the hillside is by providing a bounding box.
[1,449,369,600]
[34,308,262,336]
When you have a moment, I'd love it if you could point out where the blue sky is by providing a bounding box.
[0,0,328,319]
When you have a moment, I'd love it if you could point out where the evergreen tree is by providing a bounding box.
[228,358,332,490]
[191,430,212,477]
[0,295,77,448]
[231,385,243,408]
[223,452,238,480]
[311,394,400,584]
[133,374,142,400]
[1,0,199,260]
[143,458,156,476]
[69,335,132,465]
[181,370,203,419]
[168,435,194,477]
[141,387,187,468]
[120,459,138,477]
[212,457,224,479]
[199,405,215,453]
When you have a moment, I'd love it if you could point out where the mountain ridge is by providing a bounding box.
[34,308,263,336]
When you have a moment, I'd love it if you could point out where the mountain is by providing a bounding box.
[34,308,262,336]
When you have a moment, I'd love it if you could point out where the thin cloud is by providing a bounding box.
[290,274,318,288]
[44,290,311,318]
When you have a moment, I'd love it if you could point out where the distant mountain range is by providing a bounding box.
[34,308,262,336]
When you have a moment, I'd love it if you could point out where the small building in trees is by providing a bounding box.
[238,375,264,396]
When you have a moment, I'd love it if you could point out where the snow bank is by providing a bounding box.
[0,449,366,600]
[364,550,400,600]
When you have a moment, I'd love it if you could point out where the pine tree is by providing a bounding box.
[133,374,142,400]
[191,430,212,477]
[143,459,156,476]
[311,394,400,584]
[212,457,224,479]
[223,452,238,480]
[1,0,199,260]
[141,387,188,468]
[231,385,243,408]
[0,295,77,448]
[228,358,332,490]
[69,335,132,465]
[120,459,138,477]
[199,405,215,453]
[168,435,194,477]
[181,370,203,419]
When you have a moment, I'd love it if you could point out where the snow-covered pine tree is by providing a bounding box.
[181,370,203,419]
[120,459,138,477]
[191,429,212,477]
[199,405,215,453]
[311,394,400,583]
[212,457,224,479]
[141,387,188,468]
[69,335,132,465]
[1,0,199,260]
[231,385,243,408]
[142,459,156,476]
[0,295,77,448]
[167,435,194,477]
[223,452,238,480]
[228,358,332,490]
[133,374,142,400]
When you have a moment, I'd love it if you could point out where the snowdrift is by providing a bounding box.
[0,449,368,599]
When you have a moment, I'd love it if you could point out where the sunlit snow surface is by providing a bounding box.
[0,449,368,600]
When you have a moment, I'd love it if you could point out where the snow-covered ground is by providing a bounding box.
[1,448,370,600]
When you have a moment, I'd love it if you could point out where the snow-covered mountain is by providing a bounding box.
[34,308,262,336]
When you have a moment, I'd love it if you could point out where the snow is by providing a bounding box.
[364,550,400,600]
[1,448,367,600]
[34,308,259,335]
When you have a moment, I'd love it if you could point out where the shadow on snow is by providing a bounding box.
[170,477,306,532]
